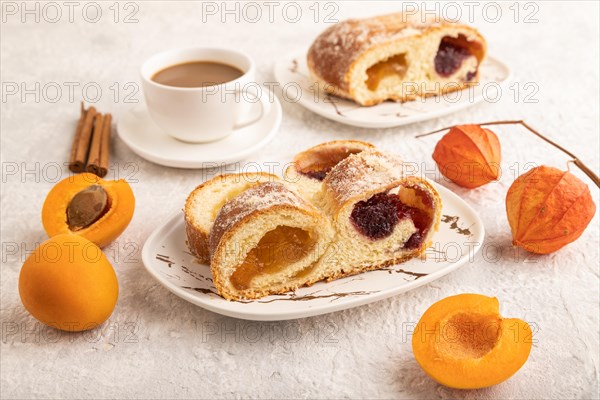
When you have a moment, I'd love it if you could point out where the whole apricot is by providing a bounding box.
[42,173,135,248]
[19,234,118,332]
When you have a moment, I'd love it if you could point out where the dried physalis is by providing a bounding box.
[506,166,596,254]
[432,124,501,188]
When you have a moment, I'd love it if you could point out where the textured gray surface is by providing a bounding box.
[1,2,599,399]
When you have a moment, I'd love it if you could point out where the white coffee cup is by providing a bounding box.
[141,47,269,143]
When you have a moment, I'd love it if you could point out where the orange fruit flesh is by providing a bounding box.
[412,294,532,389]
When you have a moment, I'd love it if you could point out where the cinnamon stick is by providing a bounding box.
[68,104,96,172]
[86,114,105,176]
[68,102,86,172]
[86,113,111,177]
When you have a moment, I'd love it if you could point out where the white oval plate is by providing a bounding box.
[117,96,282,168]
[142,182,484,321]
[273,50,511,129]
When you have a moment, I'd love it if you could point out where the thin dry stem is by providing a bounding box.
[416,120,600,188]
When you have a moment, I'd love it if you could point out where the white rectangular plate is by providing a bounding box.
[141,182,484,321]
[273,50,511,129]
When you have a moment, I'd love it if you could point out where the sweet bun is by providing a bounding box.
[209,182,334,300]
[307,12,486,105]
[185,142,442,301]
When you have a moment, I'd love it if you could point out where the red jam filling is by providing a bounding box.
[435,40,472,77]
[350,189,433,249]
[434,35,482,79]
[301,170,330,181]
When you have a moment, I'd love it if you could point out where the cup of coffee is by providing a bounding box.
[141,47,269,143]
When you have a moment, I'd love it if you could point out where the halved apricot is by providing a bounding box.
[42,173,134,248]
[412,294,532,389]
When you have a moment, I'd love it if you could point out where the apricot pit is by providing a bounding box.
[67,185,110,231]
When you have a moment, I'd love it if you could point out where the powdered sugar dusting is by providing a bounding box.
[209,182,309,255]
[324,149,406,207]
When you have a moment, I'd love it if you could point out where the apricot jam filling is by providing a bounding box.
[350,186,433,248]
[296,147,364,181]
[434,34,482,78]
[230,226,317,290]
[366,53,408,91]
[439,312,502,359]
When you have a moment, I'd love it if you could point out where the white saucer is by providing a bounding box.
[117,96,282,168]
[274,49,511,129]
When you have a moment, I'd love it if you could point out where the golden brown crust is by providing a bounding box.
[184,179,216,263]
[184,219,210,263]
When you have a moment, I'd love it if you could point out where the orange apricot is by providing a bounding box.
[42,173,134,248]
[412,294,532,389]
[19,234,118,332]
